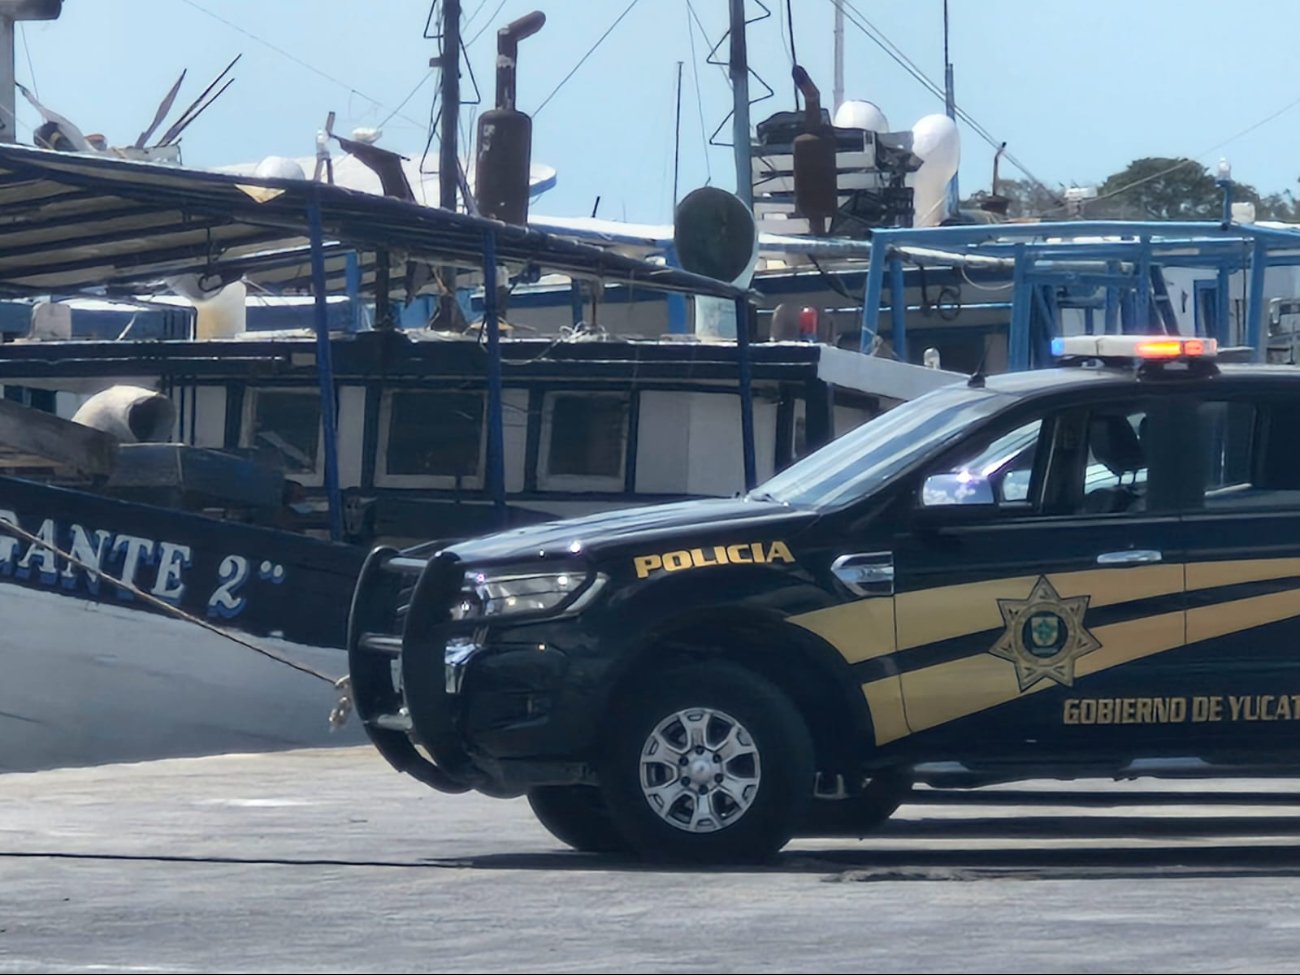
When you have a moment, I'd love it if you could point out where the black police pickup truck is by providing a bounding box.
[348,335,1300,862]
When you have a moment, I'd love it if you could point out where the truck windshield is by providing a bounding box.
[751,384,1012,509]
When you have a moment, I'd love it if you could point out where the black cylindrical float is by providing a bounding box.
[476,109,532,226]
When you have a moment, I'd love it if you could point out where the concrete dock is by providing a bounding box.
[7,746,1300,973]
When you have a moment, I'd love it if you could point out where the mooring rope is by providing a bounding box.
[0,518,355,728]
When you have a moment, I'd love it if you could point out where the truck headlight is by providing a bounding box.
[450,568,602,620]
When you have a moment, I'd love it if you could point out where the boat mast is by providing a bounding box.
[832,0,844,113]
[728,0,752,209]
[943,0,959,217]
[673,60,683,206]
[0,0,62,144]
[0,16,13,144]
[435,0,461,324]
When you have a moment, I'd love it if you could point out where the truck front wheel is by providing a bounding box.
[598,661,814,864]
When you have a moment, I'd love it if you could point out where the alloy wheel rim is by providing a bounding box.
[638,706,761,833]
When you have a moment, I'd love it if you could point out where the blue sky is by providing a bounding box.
[14,0,1300,222]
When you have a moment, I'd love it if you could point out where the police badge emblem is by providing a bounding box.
[990,577,1100,690]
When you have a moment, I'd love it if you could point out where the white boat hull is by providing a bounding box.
[0,583,364,772]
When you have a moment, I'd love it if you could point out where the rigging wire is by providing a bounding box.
[683,0,713,183]
[178,0,426,129]
[784,0,798,106]
[835,0,1057,200]
[533,0,643,116]
[685,0,729,84]
[0,518,343,689]
[18,23,36,99]
[419,90,442,175]
[379,69,435,129]
[460,0,493,34]
[466,0,510,46]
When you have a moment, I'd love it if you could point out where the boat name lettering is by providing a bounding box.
[633,541,795,579]
[0,508,285,617]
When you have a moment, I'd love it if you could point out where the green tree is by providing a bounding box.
[1257,190,1300,221]
[1087,157,1258,220]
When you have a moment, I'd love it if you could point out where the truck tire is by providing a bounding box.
[527,785,629,854]
[598,661,814,864]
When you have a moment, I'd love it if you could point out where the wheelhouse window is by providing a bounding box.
[242,389,321,476]
[540,393,629,488]
[377,390,485,487]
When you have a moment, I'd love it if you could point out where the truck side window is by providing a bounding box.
[1201,401,1257,505]
[1198,399,1300,510]
[1077,409,1148,514]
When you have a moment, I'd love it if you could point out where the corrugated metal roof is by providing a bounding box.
[0,144,747,300]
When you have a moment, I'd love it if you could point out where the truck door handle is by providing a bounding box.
[1096,549,1163,566]
[832,552,894,596]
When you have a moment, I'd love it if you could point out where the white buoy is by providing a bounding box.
[910,114,960,228]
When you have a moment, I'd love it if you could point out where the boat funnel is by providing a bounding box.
[475,11,545,225]
[791,65,837,236]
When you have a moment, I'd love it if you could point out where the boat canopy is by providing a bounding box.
[0,143,748,300]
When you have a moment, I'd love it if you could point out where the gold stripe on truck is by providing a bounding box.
[789,597,896,664]
[894,565,1183,651]
[1186,557,1300,591]
[899,610,1185,733]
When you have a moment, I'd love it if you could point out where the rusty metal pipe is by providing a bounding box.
[792,65,822,131]
[496,11,546,111]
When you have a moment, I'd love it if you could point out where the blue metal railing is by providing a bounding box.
[857,220,1300,369]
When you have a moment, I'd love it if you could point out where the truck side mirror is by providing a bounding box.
[914,471,999,525]
[920,472,996,507]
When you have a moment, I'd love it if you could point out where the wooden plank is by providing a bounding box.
[0,397,118,477]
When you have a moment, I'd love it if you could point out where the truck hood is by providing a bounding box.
[441,497,818,565]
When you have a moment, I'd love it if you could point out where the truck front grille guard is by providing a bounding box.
[346,546,473,794]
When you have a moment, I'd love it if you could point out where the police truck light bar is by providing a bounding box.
[1051,335,1218,360]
